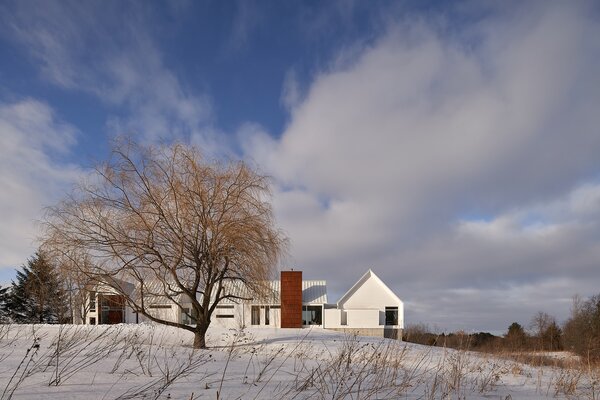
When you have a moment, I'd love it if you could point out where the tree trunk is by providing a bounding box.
[193,324,208,349]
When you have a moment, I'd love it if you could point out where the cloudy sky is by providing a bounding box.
[1,0,600,333]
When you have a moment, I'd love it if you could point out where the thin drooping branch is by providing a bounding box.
[44,140,287,348]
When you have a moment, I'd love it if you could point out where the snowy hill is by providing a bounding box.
[0,324,596,399]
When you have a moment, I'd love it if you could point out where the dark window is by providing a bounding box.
[149,304,172,309]
[265,306,270,325]
[271,305,281,309]
[89,317,96,325]
[216,315,234,318]
[251,306,260,325]
[216,305,234,309]
[302,306,322,325]
[89,291,96,312]
[385,307,399,325]
[181,308,197,325]
[99,295,125,324]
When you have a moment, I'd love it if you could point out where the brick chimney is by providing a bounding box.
[280,270,302,328]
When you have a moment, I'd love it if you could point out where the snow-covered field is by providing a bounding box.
[0,324,597,399]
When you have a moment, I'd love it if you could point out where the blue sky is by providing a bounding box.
[1,0,600,334]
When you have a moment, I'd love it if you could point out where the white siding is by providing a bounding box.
[324,309,343,328]
[334,270,404,330]
[212,304,243,328]
[338,276,399,309]
[147,305,178,323]
[346,309,380,328]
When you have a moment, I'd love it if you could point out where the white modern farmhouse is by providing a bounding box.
[83,269,404,339]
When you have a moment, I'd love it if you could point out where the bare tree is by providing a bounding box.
[44,140,286,348]
[530,311,561,351]
[563,293,600,361]
[40,242,95,324]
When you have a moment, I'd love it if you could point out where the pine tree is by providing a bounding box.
[505,322,526,349]
[0,285,9,323]
[8,251,68,323]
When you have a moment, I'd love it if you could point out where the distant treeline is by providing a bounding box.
[403,293,600,363]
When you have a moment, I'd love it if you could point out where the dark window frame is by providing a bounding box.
[385,307,399,326]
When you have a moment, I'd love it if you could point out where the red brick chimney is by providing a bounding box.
[280,270,302,328]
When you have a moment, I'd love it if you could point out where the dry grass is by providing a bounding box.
[2,324,600,400]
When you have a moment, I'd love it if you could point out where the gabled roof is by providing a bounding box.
[336,269,402,307]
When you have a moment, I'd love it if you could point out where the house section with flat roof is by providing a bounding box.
[82,269,404,340]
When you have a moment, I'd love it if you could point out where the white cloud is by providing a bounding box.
[243,2,600,330]
[0,99,81,271]
[1,1,217,148]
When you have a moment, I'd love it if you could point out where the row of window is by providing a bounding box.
[249,305,324,326]
[88,297,399,326]
[251,305,270,325]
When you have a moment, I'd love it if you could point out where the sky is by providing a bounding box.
[1,0,600,334]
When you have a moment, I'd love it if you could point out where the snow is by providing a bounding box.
[0,324,597,399]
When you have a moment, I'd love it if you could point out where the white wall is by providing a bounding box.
[212,304,243,329]
[346,309,380,328]
[338,276,401,310]
[337,274,404,329]
[324,309,343,328]
[146,305,179,323]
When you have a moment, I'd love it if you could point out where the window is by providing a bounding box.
[264,306,270,325]
[216,305,234,309]
[251,306,260,325]
[89,291,96,312]
[385,307,398,325]
[99,294,125,324]
[181,308,198,325]
[149,304,172,309]
[302,306,322,325]
[89,317,96,325]
[216,315,234,318]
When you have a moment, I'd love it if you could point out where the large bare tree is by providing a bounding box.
[45,140,285,348]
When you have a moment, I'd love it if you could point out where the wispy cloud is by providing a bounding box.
[1,0,216,146]
[280,68,302,112]
[0,99,81,271]
[226,0,263,54]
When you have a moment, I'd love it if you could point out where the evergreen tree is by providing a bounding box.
[505,322,526,349]
[0,285,9,323]
[8,251,68,323]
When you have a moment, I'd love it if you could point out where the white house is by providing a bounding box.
[83,279,137,325]
[83,269,404,340]
[323,269,404,339]
[208,276,328,329]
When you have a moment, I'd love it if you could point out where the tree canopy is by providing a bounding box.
[45,140,286,348]
[6,251,68,324]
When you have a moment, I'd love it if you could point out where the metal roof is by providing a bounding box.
[303,280,328,304]
[107,277,328,306]
[219,279,328,305]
